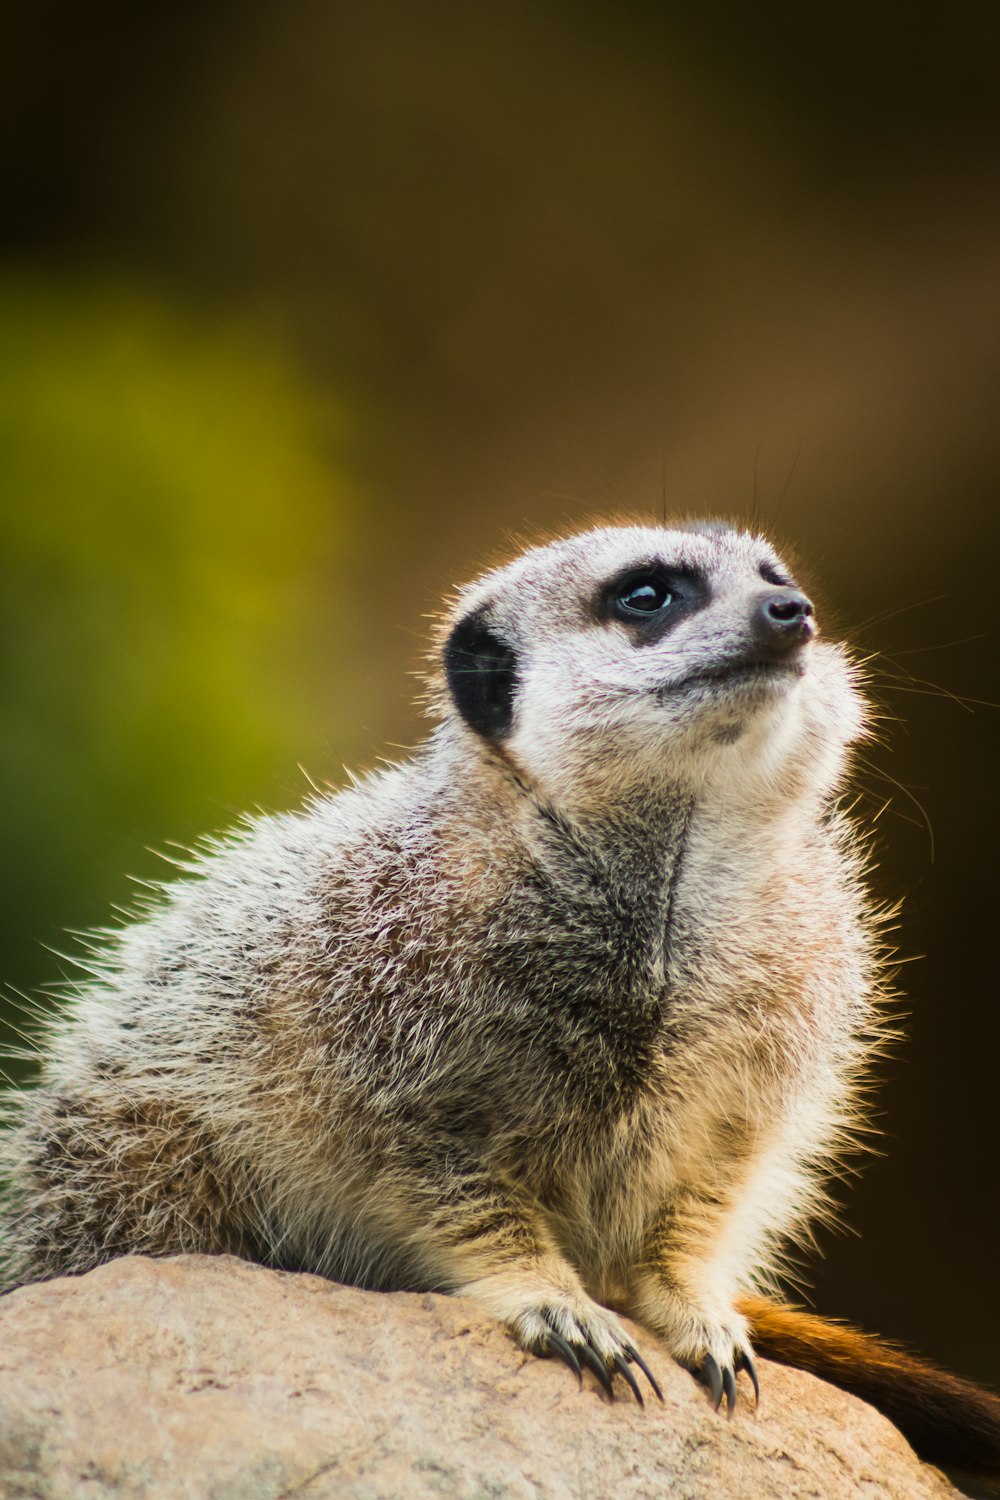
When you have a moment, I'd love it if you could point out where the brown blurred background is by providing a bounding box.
[1,0,998,1393]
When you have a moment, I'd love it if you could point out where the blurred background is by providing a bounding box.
[1,0,998,1397]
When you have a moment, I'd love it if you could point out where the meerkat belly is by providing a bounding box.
[534,1113,669,1304]
[659,823,860,1158]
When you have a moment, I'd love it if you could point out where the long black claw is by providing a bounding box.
[546,1331,583,1386]
[576,1341,616,1400]
[701,1352,724,1412]
[735,1349,760,1409]
[623,1340,665,1404]
[722,1364,737,1417]
[612,1352,644,1407]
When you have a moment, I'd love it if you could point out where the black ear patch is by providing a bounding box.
[445,608,518,740]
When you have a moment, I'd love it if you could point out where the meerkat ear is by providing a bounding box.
[444,608,518,740]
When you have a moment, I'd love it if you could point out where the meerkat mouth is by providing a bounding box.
[660,655,806,699]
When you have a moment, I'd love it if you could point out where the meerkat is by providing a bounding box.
[2,520,999,1477]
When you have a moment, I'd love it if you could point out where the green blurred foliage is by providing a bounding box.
[0,275,350,1046]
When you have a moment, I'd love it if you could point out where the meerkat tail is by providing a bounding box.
[737,1293,1000,1478]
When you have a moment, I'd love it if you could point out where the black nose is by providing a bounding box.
[752,589,816,653]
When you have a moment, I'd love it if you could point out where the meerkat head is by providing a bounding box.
[440,523,866,812]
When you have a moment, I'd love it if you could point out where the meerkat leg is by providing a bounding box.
[385,1170,663,1402]
[629,1193,759,1414]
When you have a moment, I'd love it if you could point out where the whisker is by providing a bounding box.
[852,593,948,635]
[887,633,988,657]
[855,752,936,862]
[770,436,802,530]
[871,657,997,713]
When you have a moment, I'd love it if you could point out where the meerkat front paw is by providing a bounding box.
[667,1312,760,1415]
[631,1279,759,1414]
[512,1296,664,1406]
[677,1335,759,1416]
[459,1264,664,1404]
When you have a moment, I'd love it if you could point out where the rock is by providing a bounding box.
[0,1254,963,1500]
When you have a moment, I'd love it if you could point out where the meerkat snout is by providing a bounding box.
[751,589,816,656]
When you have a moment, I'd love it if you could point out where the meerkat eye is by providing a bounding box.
[615,574,673,617]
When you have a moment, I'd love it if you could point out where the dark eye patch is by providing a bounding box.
[599,563,707,643]
[759,560,795,588]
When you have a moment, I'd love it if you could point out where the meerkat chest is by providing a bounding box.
[568,844,820,1164]
[467,810,834,1197]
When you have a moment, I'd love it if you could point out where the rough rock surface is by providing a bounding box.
[0,1254,962,1500]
